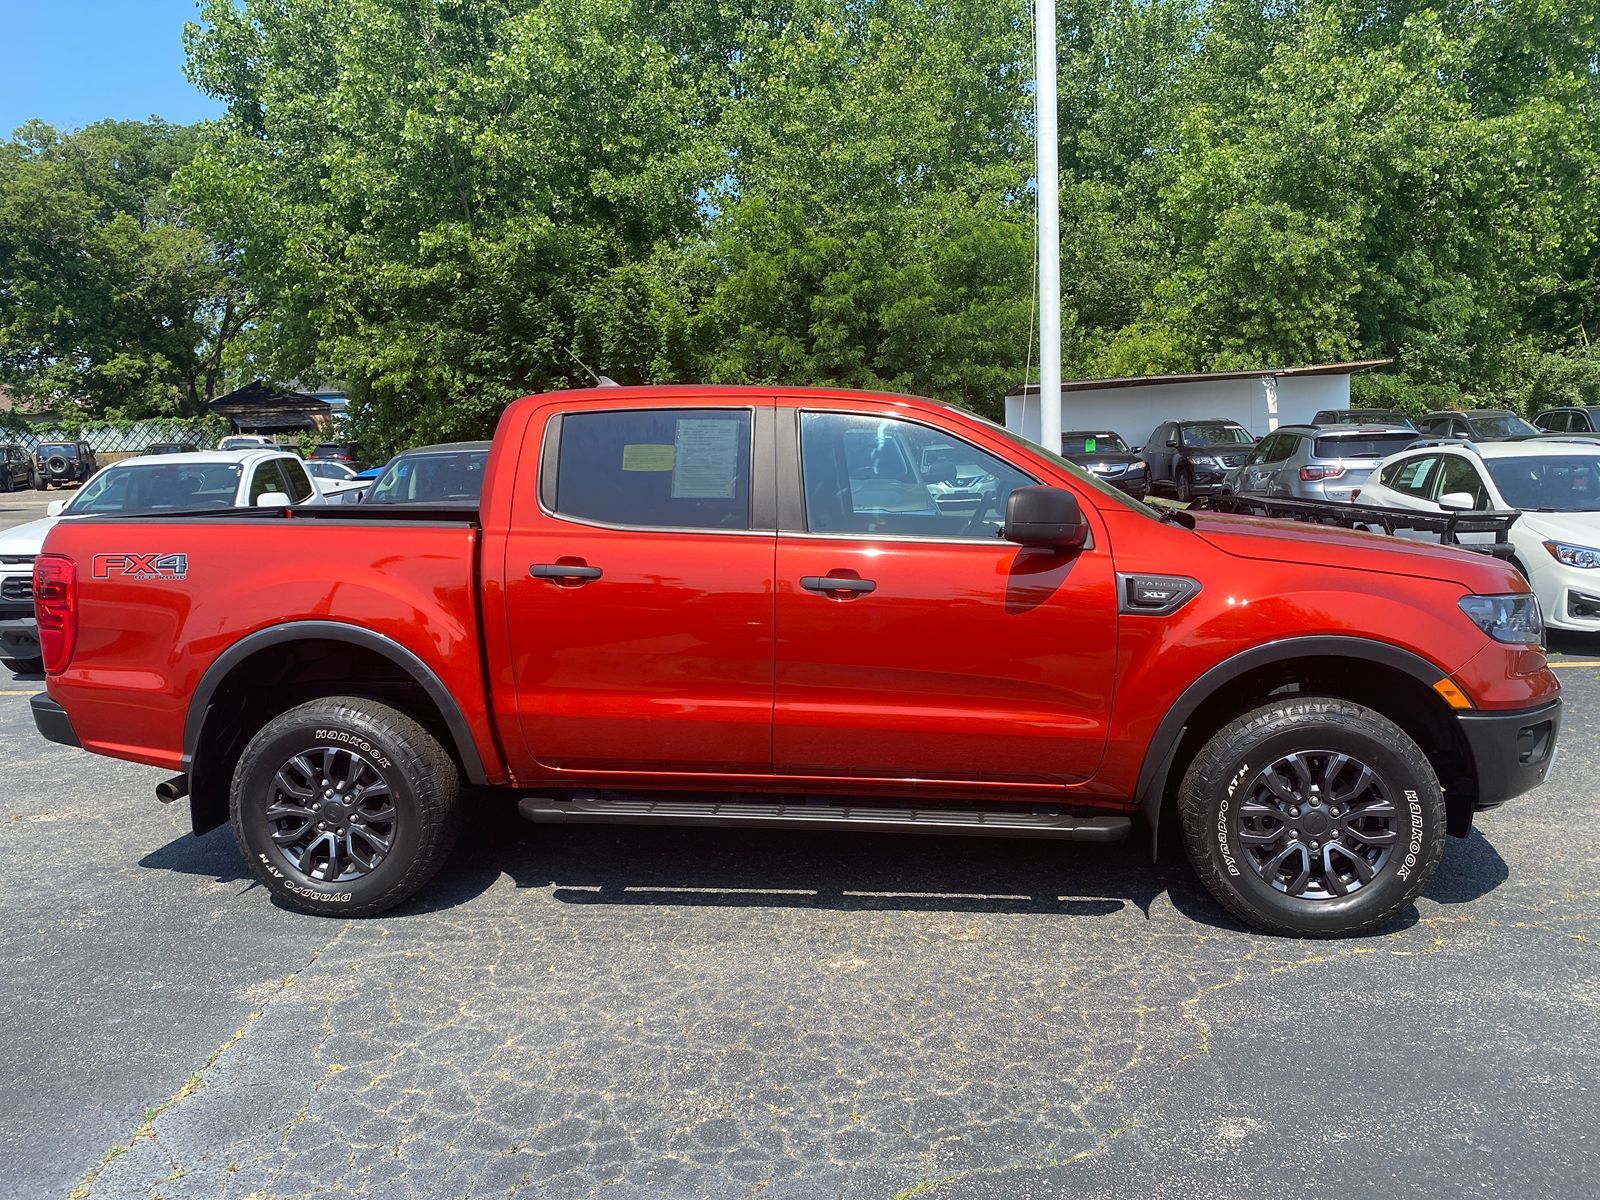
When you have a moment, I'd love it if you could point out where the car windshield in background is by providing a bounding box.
[1486,455,1600,512]
[66,463,242,514]
[1181,424,1253,446]
[366,451,487,504]
[1468,414,1540,438]
[1313,433,1418,458]
[1063,432,1130,454]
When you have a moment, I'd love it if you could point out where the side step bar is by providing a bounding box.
[516,795,1130,842]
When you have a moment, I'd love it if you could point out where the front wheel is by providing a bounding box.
[1178,698,1443,937]
[1176,468,1194,504]
[231,696,462,916]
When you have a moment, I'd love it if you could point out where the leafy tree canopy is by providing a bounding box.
[0,118,249,418]
[152,0,1600,444]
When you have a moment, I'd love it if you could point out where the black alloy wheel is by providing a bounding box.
[262,747,399,882]
[1233,751,1397,899]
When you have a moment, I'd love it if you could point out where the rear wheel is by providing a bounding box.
[230,696,462,916]
[0,655,43,675]
[1179,698,1443,937]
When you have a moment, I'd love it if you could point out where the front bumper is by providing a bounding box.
[1456,697,1561,810]
[31,693,80,747]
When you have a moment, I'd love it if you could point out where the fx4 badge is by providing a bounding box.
[93,552,189,581]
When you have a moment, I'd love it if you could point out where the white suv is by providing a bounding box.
[1357,439,1600,632]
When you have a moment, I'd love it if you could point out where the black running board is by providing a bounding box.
[516,795,1130,842]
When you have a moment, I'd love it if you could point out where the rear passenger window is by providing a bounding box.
[1383,456,1438,496]
[554,409,752,530]
[280,459,314,502]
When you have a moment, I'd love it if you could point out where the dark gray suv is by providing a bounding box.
[34,441,98,488]
[1223,422,1420,503]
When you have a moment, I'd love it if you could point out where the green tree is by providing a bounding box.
[0,118,248,417]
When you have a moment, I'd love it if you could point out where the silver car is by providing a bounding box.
[1223,422,1420,503]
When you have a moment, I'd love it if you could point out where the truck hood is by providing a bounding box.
[1189,511,1507,589]
[0,515,59,558]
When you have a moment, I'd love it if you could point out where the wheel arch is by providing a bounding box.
[183,621,489,835]
[1136,636,1475,853]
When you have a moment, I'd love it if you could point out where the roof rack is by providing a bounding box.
[1402,436,1482,454]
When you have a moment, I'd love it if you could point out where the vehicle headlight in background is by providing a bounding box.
[1192,456,1220,469]
[1458,593,1543,645]
[1542,540,1600,569]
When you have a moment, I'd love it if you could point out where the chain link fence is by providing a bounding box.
[11,418,231,461]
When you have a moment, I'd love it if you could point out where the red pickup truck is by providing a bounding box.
[30,386,1560,936]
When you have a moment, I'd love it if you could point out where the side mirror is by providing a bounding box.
[1438,491,1477,511]
[46,499,66,517]
[255,491,292,508]
[1165,438,1179,448]
[1003,486,1088,549]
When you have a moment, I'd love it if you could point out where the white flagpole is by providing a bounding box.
[1035,0,1061,451]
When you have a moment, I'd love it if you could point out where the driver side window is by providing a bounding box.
[799,412,1035,539]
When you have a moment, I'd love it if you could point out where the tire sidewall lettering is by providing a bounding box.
[1215,762,1249,877]
[1396,789,1424,881]
[256,852,353,903]
[313,727,393,770]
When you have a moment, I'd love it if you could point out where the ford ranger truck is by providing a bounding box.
[29,387,1561,937]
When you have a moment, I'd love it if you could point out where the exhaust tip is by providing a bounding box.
[155,775,189,804]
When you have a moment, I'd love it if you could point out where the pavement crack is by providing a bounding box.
[66,921,352,1199]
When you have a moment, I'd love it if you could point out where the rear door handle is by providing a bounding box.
[531,563,602,582]
[801,575,875,595]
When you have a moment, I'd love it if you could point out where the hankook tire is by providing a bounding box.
[1179,697,1443,938]
[231,696,462,916]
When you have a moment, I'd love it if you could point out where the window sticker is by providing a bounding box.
[622,444,675,472]
[671,419,739,499]
[1085,437,1097,453]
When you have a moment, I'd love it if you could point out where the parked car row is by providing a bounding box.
[0,449,333,671]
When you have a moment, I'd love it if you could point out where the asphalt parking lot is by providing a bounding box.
[3,486,1597,1200]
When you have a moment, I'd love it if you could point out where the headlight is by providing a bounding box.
[1458,593,1543,645]
[1192,456,1220,469]
[1543,540,1600,569]
[1125,462,1147,475]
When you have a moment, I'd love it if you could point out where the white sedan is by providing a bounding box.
[1355,439,1600,632]
[0,451,323,669]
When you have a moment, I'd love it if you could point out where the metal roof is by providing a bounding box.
[1006,359,1393,398]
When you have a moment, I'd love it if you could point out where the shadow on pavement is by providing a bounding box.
[405,794,1235,928]
[132,790,1512,934]
[1424,828,1509,904]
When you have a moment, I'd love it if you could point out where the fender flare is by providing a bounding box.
[1134,635,1448,851]
[183,620,490,787]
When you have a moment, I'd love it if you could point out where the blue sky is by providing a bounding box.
[1,0,226,136]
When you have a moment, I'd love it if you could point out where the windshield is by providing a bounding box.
[1486,455,1600,512]
[367,450,487,504]
[966,413,1164,521]
[1467,413,1539,439]
[306,461,355,479]
[1062,432,1130,455]
[1181,423,1253,447]
[1312,433,1418,459]
[66,462,242,514]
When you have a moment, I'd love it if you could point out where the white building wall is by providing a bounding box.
[1005,372,1354,447]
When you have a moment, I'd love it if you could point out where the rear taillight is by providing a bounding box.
[1300,465,1347,481]
[34,555,77,674]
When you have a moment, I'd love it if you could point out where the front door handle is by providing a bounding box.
[531,563,602,582]
[801,575,876,595]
